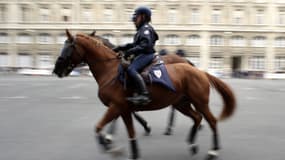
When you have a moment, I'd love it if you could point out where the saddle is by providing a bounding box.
[118,55,176,92]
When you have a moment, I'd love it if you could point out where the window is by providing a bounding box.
[249,56,265,70]
[233,9,244,24]
[278,10,285,25]
[251,36,266,47]
[81,6,92,22]
[230,36,246,47]
[37,33,52,44]
[0,33,9,43]
[275,56,285,70]
[39,6,50,22]
[0,5,7,22]
[120,34,133,44]
[190,8,200,24]
[124,5,134,21]
[37,54,53,69]
[275,37,285,47]
[17,53,33,68]
[104,7,113,22]
[61,6,71,22]
[256,9,264,24]
[0,53,9,67]
[16,33,33,43]
[102,34,117,45]
[164,34,181,45]
[186,35,200,46]
[209,57,223,69]
[168,8,177,24]
[20,5,30,22]
[211,9,221,24]
[210,35,224,46]
[57,33,66,44]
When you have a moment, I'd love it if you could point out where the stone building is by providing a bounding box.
[0,0,285,76]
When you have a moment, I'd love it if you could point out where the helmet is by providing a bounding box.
[176,49,185,57]
[132,6,152,22]
[159,49,168,56]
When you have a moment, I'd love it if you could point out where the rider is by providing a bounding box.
[113,6,159,105]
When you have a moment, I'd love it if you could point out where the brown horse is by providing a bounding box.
[53,30,236,160]
[89,30,202,136]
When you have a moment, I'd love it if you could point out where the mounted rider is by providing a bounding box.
[113,6,159,106]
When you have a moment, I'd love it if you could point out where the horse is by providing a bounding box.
[53,29,236,160]
[89,31,201,136]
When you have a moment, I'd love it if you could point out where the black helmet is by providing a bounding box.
[132,6,152,22]
[176,49,185,57]
[159,49,168,56]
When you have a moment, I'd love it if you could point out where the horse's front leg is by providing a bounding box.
[95,105,121,151]
[121,112,140,160]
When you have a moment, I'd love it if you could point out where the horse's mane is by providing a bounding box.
[75,33,115,55]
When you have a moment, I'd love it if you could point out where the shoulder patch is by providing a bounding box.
[144,30,150,35]
[144,25,149,28]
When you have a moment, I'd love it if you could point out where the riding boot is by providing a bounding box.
[127,73,151,106]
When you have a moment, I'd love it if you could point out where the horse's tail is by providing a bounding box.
[205,72,236,121]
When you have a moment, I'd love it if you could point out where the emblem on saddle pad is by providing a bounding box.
[153,69,162,78]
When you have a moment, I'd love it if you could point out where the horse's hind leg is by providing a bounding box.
[197,104,220,160]
[174,103,202,155]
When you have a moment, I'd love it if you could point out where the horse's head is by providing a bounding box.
[53,29,85,78]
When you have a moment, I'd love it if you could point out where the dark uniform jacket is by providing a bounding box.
[120,23,159,57]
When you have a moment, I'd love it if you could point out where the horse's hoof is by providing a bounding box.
[205,150,219,160]
[107,146,126,158]
[189,144,199,155]
[144,126,151,136]
[104,134,113,144]
[163,128,173,135]
[198,124,204,130]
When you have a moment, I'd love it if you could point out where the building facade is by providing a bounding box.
[1,0,285,75]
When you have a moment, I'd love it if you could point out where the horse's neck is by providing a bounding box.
[84,42,119,87]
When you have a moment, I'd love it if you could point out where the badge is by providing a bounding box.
[144,30,150,35]
[154,70,162,78]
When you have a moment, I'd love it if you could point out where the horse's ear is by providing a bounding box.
[65,29,73,41]
[89,30,96,37]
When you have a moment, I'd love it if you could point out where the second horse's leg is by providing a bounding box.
[133,112,151,136]
[164,106,176,135]
[175,103,202,155]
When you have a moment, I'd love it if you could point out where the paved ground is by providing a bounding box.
[0,75,285,160]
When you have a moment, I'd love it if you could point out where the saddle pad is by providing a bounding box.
[148,63,176,92]
[117,58,176,92]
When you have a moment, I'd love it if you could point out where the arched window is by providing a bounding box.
[37,33,52,44]
[210,35,224,46]
[0,33,9,43]
[57,33,66,44]
[251,36,266,47]
[186,35,200,46]
[164,34,181,45]
[16,33,32,43]
[275,37,285,47]
[230,36,246,47]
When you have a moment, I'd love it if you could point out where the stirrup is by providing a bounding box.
[127,94,151,106]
